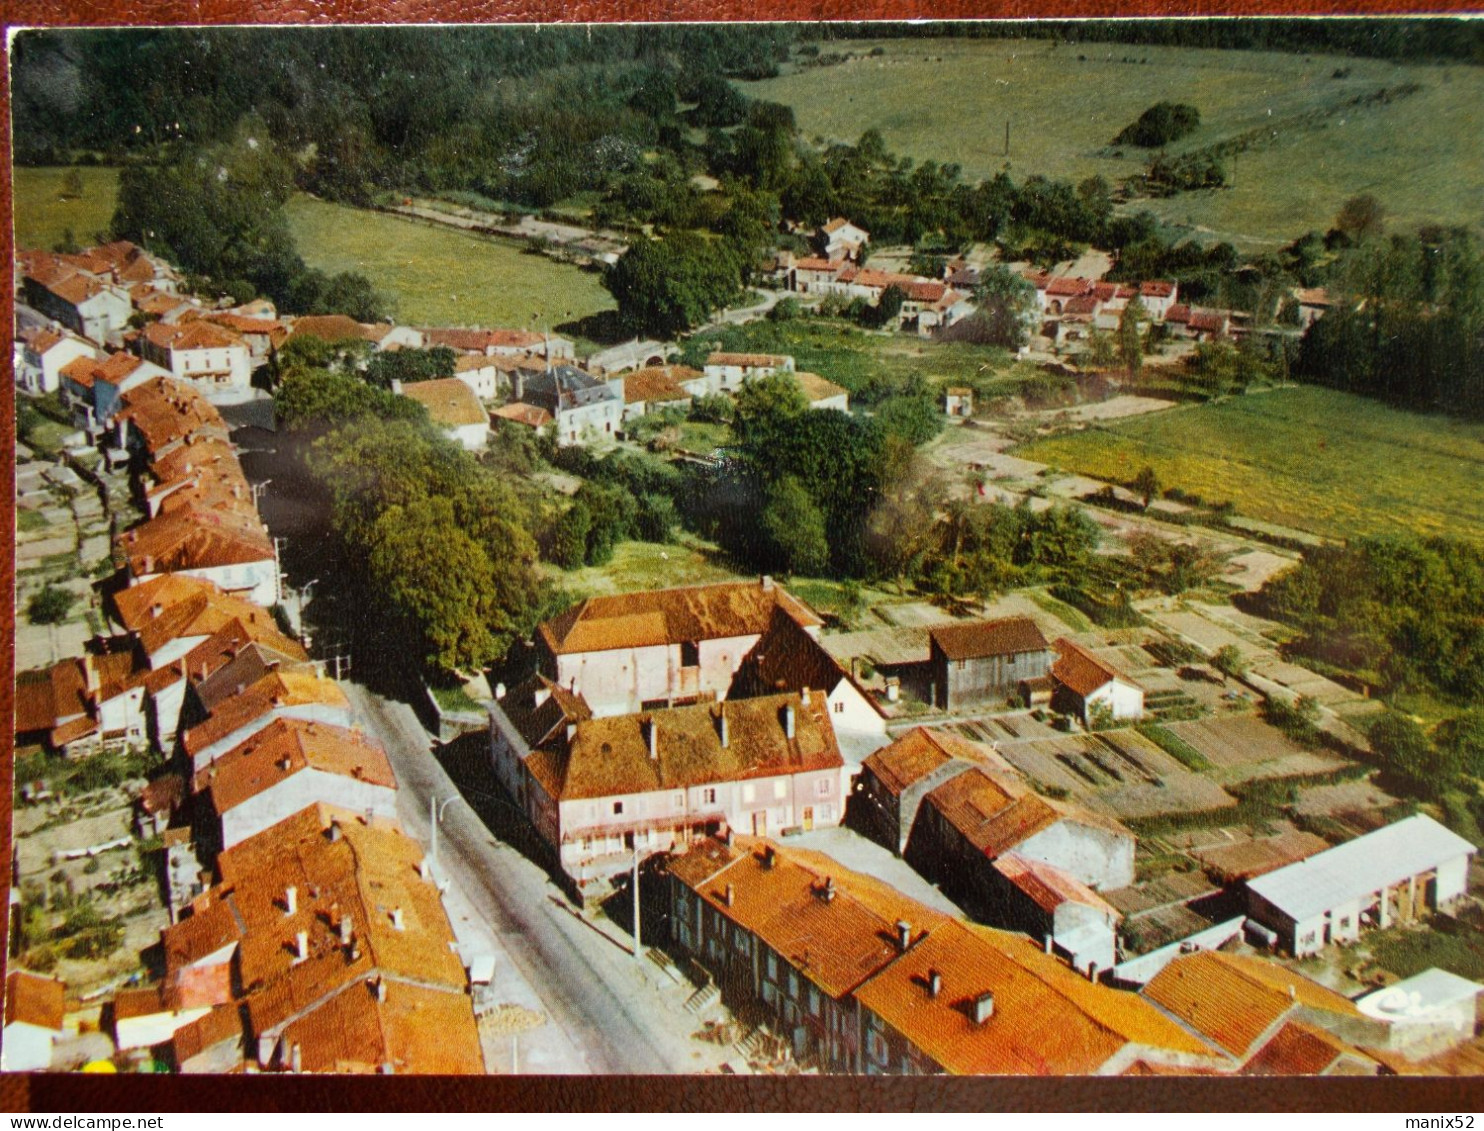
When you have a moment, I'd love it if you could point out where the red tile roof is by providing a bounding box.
[538,579,821,656]
[623,366,696,405]
[794,372,848,404]
[1046,276,1093,298]
[490,402,552,428]
[142,320,244,352]
[194,718,394,815]
[276,977,483,1074]
[1051,638,1122,698]
[119,505,273,579]
[14,660,91,736]
[1140,280,1177,298]
[994,852,1119,918]
[399,378,489,427]
[181,671,350,759]
[5,971,66,1031]
[286,315,375,344]
[930,617,1049,662]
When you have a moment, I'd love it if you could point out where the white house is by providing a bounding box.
[15,326,99,394]
[819,218,869,261]
[23,266,133,345]
[1246,814,1476,957]
[514,365,623,447]
[397,378,490,452]
[794,371,850,412]
[489,685,846,890]
[119,506,280,609]
[1051,638,1144,724]
[181,670,354,773]
[703,352,795,394]
[535,577,823,719]
[137,321,254,404]
[193,718,398,851]
[2,971,66,1071]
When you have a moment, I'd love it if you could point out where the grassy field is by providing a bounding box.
[1016,386,1484,544]
[553,537,743,598]
[745,39,1483,248]
[13,166,121,251]
[286,196,615,330]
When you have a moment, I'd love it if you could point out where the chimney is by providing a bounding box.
[420,858,431,882]
[82,657,98,695]
[391,907,404,931]
[495,682,506,700]
[717,709,729,749]
[294,930,308,961]
[928,969,942,998]
[972,991,995,1025]
[895,920,912,952]
[290,1043,302,1074]
[1087,962,1099,983]
[514,370,524,401]
[375,977,387,1003]
[646,717,658,760]
[760,575,774,591]
[763,846,777,870]
[340,915,353,946]
[533,685,551,707]
[1044,934,1054,955]
[151,603,163,619]
[565,722,577,744]
[284,886,297,916]
[821,876,836,903]
[330,821,343,842]
[783,705,796,740]
[724,884,735,907]
[257,1034,276,1066]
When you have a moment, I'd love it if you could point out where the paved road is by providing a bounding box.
[344,683,724,1075]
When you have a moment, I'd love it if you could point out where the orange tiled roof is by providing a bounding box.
[854,919,1216,1074]
[925,767,1056,857]
[994,852,1119,918]
[14,660,91,735]
[194,718,394,815]
[142,320,244,352]
[171,1003,244,1065]
[490,402,552,428]
[5,970,65,1031]
[1046,276,1093,298]
[706,352,793,368]
[623,366,696,405]
[276,977,483,1075]
[1140,280,1177,298]
[930,617,1049,662]
[538,579,821,656]
[399,378,489,427]
[533,691,842,803]
[59,356,99,388]
[116,377,228,454]
[729,607,860,705]
[1142,950,1361,1060]
[1051,638,1122,698]
[286,315,374,344]
[676,836,945,1000]
[181,671,350,759]
[1242,1020,1375,1076]
[861,728,956,797]
[119,505,273,578]
[204,805,467,1039]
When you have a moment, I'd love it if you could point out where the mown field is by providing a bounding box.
[13,166,121,251]
[745,39,1483,248]
[1015,385,1484,544]
[285,196,615,330]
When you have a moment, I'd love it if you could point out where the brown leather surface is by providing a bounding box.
[4,0,1484,1112]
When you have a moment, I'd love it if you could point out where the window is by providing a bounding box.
[742,783,756,804]
[680,641,700,667]
[766,953,778,980]
[773,779,787,800]
[672,792,684,809]
[957,659,966,671]
[834,701,844,714]
[702,787,717,806]
[613,801,624,815]
[816,778,831,797]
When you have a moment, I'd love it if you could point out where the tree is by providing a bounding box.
[1118,295,1148,377]
[1113,102,1201,148]
[1334,194,1386,245]
[1085,326,1117,368]
[1132,465,1161,509]
[874,396,943,446]
[26,585,76,625]
[1212,644,1247,682]
[364,347,458,389]
[971,265,1038,349]
[1437,711,1484,778]
[762,476,830,576]
[733,372,808,446]
[59,168,83,200]
[1369,712,1451,798]
[603,232,743,337]
[274,368,427,434]
[547,502,592,570]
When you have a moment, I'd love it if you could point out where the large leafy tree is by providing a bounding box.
[603,231,744,337]
[971,265,1038,349]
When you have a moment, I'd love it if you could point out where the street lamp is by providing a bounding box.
[250,478,272,506]
[429,794,465,873]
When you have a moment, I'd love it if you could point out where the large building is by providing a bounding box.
[535,578,823,719]
[663,835,1225,1074]
[511,365,623,446]
[491,680,845,888]
[1245,814,1476,957]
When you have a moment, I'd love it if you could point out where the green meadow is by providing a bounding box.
[745,39,1483,248]
[1015,385,1484,544]
[13,166,121,251]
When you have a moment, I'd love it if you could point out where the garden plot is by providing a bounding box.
[1161,714,1349,785]
[996,729,1236,822]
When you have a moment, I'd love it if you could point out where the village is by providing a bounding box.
[7,187,1484,1085]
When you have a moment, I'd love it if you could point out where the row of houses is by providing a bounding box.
[10,344,485,1072]
[659,833,1469,1075]
[490,578,890,891]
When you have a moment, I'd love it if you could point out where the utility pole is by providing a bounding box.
[632,841,642,962]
